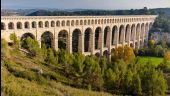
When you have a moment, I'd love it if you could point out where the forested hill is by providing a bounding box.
[26,8,170,17]
[151,8,170,18]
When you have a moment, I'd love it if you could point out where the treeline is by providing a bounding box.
[2,33,170,95]
[27,7,156,16]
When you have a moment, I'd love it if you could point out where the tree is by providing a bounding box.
[83,56,103,90]
[1,39,10,57]
[164,51,170,63]
[10,33,20,49]
[132,74,142,95]
[148,39,155,48]
[45,48,56,65]
[124,46,136,63]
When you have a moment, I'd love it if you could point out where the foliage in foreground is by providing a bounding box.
[1,38,169,96]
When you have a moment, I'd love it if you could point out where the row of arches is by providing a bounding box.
[20,22,152,53]
[1,18,152,30]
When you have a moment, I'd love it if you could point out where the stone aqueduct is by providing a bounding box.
[1,15,157,56]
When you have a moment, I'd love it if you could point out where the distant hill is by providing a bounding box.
[151,8,170,18]
[1,8,170,18]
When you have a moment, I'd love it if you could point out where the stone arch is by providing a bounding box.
[45,21,49,28]
[24,22,30,29]
[145,23,149,38]
[8,22,14,29]
[104,26,111,47]
[66,20,70,26]
[95,27,102,49]
[51,21,55,27]
[1,22,6,30]
[21,32,35,41]
[98,19,100,24]
[104,19,106,24]
[136,24,140,40]
[58,30,69,50]
[112,26,118,45]
[32,21,36,28]
[62,20,65,26]
[84,20,87,25]
[38,21,43,28]
[41,31,54,48]
[80,20,83,25]
[107,19,109,23]
[91,20,94,24]
[103,50,109,57]
[130,43,134,48]
[17,22,22,29]
[95,52,100,57]
[76,20,79,26]
[125,24,131,42]
[56,21,60,27]
[135,42,138,48]
[141,23,145,39]
[101,19,103,24]
[140,40,143,48]
[21,32,36,49]
[84,28,93,52]
[131,24,135,41]
[71,20,74,26]
[88,20,90,25]
[119,25,125,44]
[95,19,97,24]
[111,48,115,54]
[72,28,82,52]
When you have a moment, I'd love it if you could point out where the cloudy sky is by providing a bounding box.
[1,0,170,9]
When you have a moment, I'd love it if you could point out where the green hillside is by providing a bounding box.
[1,48,112,96]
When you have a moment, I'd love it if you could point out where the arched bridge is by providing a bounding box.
[1,15,157,56]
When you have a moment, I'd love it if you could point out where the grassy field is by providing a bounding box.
[138,56,164,67]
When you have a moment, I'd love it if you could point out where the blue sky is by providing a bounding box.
[1,0,170,9]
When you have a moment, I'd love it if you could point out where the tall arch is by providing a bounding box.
[66,20,70,26]
[62,20,65,26]
[1,22,6,30]
[141,23,145,39]
[58,30,69,50]
[104,26,111,47]
[145,23,149,39]
[136,24,140,40]
[125,24,131,42]
[24,22,30,29]
[8,22,14,29]
[76,20,79,26]
[41,31,54,48]
[119,25,125,44]
[72,29,82,52]
[71,20,74,26]
[38,21,43,28]
[84,28,93,52]
[17,22,22,29]
[45,21,49,28]
[21,33,36,49]
[112,26,118,45]
[84,20,87,25]
[95,27,102,49]
[56,21,60,27]
[131,24,135,41]
[32,21,36,28]
[51,21,55,27]
[80,20,83,25]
